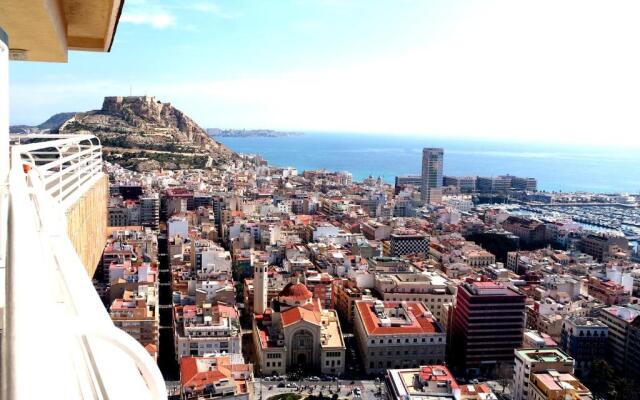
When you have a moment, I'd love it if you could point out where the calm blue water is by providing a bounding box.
[217,133,640,193]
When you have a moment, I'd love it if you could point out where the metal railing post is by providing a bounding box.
[0,24,9,400]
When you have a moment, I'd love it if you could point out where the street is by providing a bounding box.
[253,377,388,400]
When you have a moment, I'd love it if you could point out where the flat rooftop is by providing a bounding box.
[356,301,442,336]
[516,348,574,363]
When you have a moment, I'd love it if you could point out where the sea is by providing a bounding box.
[216,132,640,194]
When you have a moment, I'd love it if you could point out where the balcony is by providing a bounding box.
[1,134,167,399]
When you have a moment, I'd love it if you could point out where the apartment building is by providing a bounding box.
[373,272,457,323]
[174,303,242,358]
[512,348,575,400]
[331,278,375,324]
[386,365,458,400]
[139,193,160,229]
[560,317,608,378]
[597,305,640,375]
[578,234,629,262]
[304,270,334,309]
[586,276,630,306]
[180,355,253,400]
[502,217,546,246]
[110,286,159,360]
[528,370,592,400]
[191,239,232,276]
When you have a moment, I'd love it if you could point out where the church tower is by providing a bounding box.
[253,262,268,314]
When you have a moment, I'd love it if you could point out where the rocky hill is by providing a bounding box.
[10,112,77,133]
[58,96,236,171]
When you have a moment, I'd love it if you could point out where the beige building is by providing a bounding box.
[354,300,446,374]
[252,276,346,376]
[373,272,456,323]
[332,278,375,324]
[513,348,575,400]
[110,286,159,360]
[528,371,592,400]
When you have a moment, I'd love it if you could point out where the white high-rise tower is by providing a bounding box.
[253,261,268,315]
[420,148,444,204]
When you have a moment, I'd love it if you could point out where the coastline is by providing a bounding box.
[216,132,640,194]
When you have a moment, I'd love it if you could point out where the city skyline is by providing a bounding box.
[4,2,640,400]
[8,0,640,147]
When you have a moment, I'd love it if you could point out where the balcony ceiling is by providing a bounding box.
[0,0,124,62]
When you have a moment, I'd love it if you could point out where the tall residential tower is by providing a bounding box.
[420,148,444,204]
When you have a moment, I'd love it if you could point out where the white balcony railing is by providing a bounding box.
[9,134,103,210]
[2,134,167,399]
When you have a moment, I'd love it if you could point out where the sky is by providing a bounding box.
[8,0,640,147]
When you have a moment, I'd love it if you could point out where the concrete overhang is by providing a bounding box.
[0,0,124,62]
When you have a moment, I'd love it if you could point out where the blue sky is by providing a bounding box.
[8,0,640,146]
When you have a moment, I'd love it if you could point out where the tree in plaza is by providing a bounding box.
[611,377,638,400]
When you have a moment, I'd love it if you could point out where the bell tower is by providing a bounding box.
[253,262,267,314]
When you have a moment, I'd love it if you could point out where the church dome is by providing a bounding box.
[279,282,313,300]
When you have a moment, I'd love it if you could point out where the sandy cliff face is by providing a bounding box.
[58,96,236,170]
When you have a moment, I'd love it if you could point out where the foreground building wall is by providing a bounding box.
[65,175,108,277]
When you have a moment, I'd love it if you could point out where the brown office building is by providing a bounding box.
[450,281,526,376]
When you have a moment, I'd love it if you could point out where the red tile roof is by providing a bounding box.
[281,302,321,326]
[180,357,227,389]
[356,301,441,335]
[279,282,313,300]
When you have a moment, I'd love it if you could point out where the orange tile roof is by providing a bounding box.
[180,358,227,389]
[356,301,441,335]
[281,302,321,326]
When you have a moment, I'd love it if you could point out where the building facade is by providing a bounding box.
[388,232,429,258]
[512,348,575,400]
[421,148,444,204]
[252,277,346,376]
[450,281,526,375]
[354,300,446,374]
[559,317,608,379]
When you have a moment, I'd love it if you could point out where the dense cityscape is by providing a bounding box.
[101,140,640,399]
[4,2,640,400]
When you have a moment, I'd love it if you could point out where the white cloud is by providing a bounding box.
[189,2,236,18]
[10,0,640,148]
[121,11,176,29]
[120,1,237,30]
[152,0,640,147]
